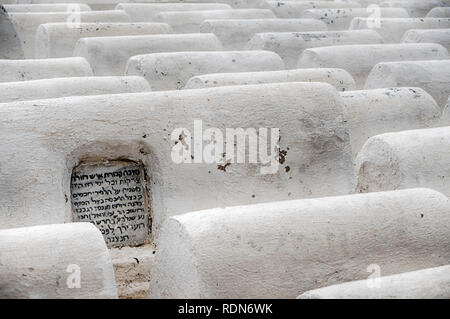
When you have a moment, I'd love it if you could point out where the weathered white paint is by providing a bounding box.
[9,10,131,57]
[297,43,450,88]
[247,30,383,69]
[36,22,172,58]
[73,33,222,75]
[0,57,93,83]
[365,60,450,108]
[266,1,361,19]
[149,188,450,298]
[1,0,121,11]
[350,17,450,43]
[200,18,326,50]
[0,5,23,59]
[0,82,352,236]
[298,265,450,299]
[380,0,450,17]
[110,245,155,299]
[153,9,276,33]
[0,0,270,11]
[185,68,356,91]
[356,126,450,196]
[3,3,92,12]
[402,28,450,50]
[302,8,409,30]
[115,3,233,22]
[0,76,151,103]
[0,223,117,299]
[427,7,450,17]
[125,51,285,90]
[340,87,441,160]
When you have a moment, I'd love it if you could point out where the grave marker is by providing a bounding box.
[297,43,450,88]
[247,30,383,69]
[71,161,150,247]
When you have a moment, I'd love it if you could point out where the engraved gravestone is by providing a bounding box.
[71,161,150,247]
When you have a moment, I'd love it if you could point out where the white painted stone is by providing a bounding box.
[200,18,327,49]
[185,68,356,91]
[115,3,233,22]
[73,33,222,75]
[381,0,450,17]
[365,60,450,108]
[0,5,23,59]
[356,126,450,196]
[266,1,361,19]
[126,51,285,90]
[0,57,93,83]
[298,265,450,299]
[153,9,276,33]
[247,30,383,69]
[35,22,172,58]
[9,10,131,58]
[350,17,450,43]
[0,82,352,235]
[0,76,150,103]
[302,8,409,30]
[0,223,117,299]
[149,188,450,298]
[1,0,120,11]
[427,7,450,17]
[297,43,450,88]
[340,87,441,160]
[402,28,450,50]
[3,3,92,12]
[1,0,269,10]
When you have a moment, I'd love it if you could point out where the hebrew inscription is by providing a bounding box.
[71,161,149,247]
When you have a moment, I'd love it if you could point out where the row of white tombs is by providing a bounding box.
[1,0,450,299]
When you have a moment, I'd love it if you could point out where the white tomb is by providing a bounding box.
[350,17,450,43]
[0,223,117,299]
[9,10,131,57]
[298,265,450,299]
[3,3,92,12]
[266,1,361,19]
[125,50,285,90]
[200,18,327,49]
[0,76,151,103]
[149,188,450,298]
[340,87,441,160]
[297,43,450,88]
[356,126,450,197]
[365,60,450,108]
[0,82,352,234]
[115,3,233,22]
[185,68,356,92]
[73,33,223,75]
[302,8,409,30]
[427,7,450,17]
[35,22,172,58]
[402,28,450,50]
[380,0,450,17]
[152,9,276,33]
[0,57,93,83]
[247,30,383,69]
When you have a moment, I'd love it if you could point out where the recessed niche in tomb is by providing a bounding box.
[70,160,150,247]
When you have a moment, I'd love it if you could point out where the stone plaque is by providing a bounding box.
[71,161,149,247]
